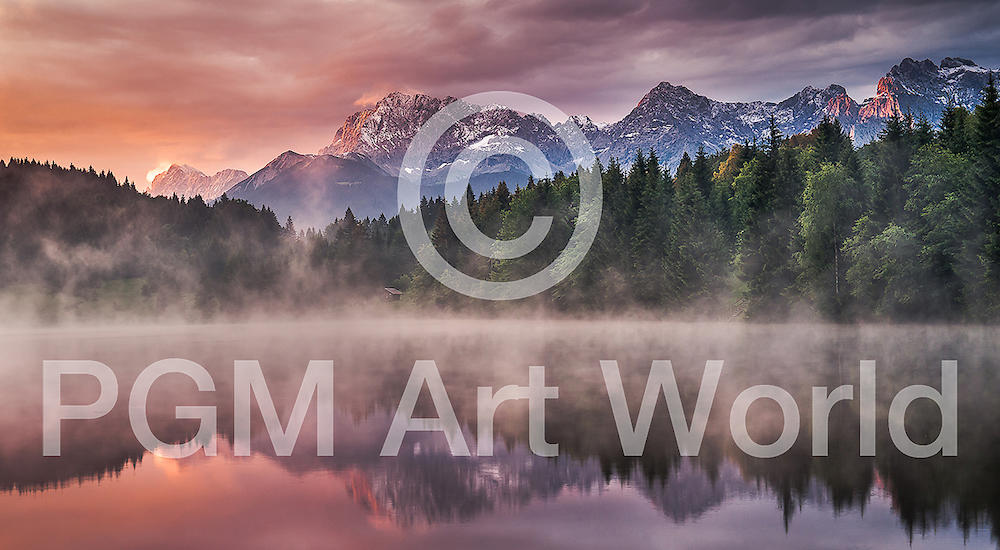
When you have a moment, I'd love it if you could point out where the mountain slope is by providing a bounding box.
[225,151,396,229]
[320,92,575,187]
[148,164,247,200]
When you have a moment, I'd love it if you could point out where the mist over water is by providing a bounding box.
[0,318,996,549]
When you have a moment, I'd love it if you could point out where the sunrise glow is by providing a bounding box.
[146,162,171,184]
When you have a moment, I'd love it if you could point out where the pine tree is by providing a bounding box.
[767,115,783,159]
[625,150,648,225]
[675,151,693,180]
[665,168,727,307]
[430,202,454,253]
[631,150,670,302]
[813,117,846,164]
[692,147,712,200]
[913,115,934,148]
[602,157,630,278]
[495,181,512,210]
[334,207,365,260]
[939,104,971,155]
[733,117,802,318]
[973,72,1000,304]
[873,113,913,224]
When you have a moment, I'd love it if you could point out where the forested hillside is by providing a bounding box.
[0,161,408,321]
[403,76,1000,320]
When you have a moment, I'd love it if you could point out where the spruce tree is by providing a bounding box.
[733,117,802,318]
[904,144,974,316]
[973,73,1000,302]
[665,169,727,307]
[631,150,670,303]
[873,113,913,224]
[692,146,712,200]
[939,104,971,155]
[813,117,845,164]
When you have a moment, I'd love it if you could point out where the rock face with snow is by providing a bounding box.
[869,57,990,120]
[320,91,574,190]
[197,56,994,228]
[849,57,993,143]
[320,57,994,171]
[225,151,396,229]
[596,82,862,166]
[148,165,248,200]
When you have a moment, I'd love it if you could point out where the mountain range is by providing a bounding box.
[150,56,995,228]
[148,165,248,200]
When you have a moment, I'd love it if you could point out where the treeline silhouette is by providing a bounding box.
[2,76,999,321]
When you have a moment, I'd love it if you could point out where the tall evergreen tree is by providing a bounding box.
[799,162,864,317]
[631,150,670,302]
[813,117,847,164]
[873,113,913,224]
[665,168,727,307]
[733,117,806,317]
[939,104,972,155]
[904,144,975,316]
[692,147,712,200]
[913,115,935,148]
[973,73,1000,300]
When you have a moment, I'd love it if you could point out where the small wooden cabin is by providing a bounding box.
[383,287,403,301]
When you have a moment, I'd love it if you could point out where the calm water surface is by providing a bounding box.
[0,319,996,549]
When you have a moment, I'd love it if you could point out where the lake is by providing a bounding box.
[0,319,996,549]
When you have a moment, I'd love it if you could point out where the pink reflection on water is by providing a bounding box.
[0,439,408,549]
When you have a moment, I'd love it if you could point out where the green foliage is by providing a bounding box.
[732,117,803,318]
[973,74,1000,297]
[872,113,914,224]
[631,150,671,302]
[939,104,973,155]
[0,159,416,320]
[844,218,921,317]
[664,167,728,307]
[904,144,976,315]
[799,162,865,318]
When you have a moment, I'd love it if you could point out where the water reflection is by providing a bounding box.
[0,320,997,549]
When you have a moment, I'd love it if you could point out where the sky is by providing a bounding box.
[1,0,999,188]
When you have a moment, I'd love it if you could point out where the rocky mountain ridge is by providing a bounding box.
[148,165,248,200]
[157,56,995,227]
[321,57,993,169]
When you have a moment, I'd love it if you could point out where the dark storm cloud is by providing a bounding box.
[1,0,998,186]
[500,0,995,21]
